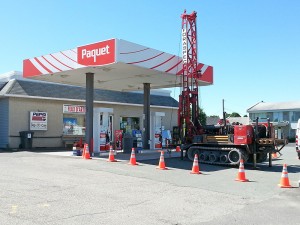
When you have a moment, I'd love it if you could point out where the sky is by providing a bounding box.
[0,0,299,117]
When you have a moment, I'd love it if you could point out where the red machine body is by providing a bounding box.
[234,125,254,145]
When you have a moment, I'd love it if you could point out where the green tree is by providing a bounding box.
[199,107,207,125]
[229,112,241,117]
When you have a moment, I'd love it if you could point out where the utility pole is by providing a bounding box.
[222,99,227,127]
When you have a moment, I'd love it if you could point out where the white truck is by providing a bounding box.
[296,119,300,159]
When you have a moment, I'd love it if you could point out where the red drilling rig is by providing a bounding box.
[178,10,286,167]
[178,10,203,144]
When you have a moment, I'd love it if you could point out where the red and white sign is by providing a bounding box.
[77,39,116,66]
[99,129,107,151]
[114,130,123,150]
[30,112,48,130]
[63,104,86,114]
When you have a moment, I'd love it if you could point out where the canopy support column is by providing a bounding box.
[86,72,94,154]
[143,83,150,150]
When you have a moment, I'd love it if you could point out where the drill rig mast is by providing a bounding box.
[177,11,286,167]
[179,10,202,143]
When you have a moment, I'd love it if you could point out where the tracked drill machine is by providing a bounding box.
[178,10,286,167]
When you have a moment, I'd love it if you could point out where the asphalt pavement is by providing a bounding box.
[0,144,299,225]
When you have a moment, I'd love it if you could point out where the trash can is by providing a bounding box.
[122,133,133,153]
[19,131,34,149]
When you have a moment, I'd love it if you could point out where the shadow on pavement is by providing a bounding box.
[248,163,300,174]
[140,157,233,172]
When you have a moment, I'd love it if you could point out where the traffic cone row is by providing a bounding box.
[80,145,296,188]
[233,160,294,188]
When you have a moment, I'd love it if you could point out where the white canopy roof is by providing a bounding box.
[23,38,213,91]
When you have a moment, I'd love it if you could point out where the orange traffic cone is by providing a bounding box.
[107,146,117,162]
[235,159,249,182]
[83,144,91,160]
[156,151,168,170]
[128,148,138,166]
[272,152,278,159]
[190,154,201,174]
[176,146,181,152]
[278,164,292,188]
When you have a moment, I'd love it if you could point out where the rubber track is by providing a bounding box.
[186,146,246,166]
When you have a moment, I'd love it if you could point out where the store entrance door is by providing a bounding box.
[93,108,113,155]
[150,112,165,150]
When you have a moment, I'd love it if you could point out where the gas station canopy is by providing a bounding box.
[23,38,213,91]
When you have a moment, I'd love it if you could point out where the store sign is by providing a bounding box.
[77,39,116,66]
[30,112,48,130]
[63,104,86,114]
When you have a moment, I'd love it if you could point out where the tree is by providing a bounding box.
[243,115,248,117]
[228,112,241,117]
[199,107,207,125]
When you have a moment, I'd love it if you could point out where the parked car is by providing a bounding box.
[296,119,300,159]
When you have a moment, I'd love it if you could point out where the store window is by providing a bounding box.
[273,112,282,122]
[63,104,86,135]
[283,111,289,121]
[291,111,300,122]
[250,113,267,121]
[120,117,140,134]
[266,112,273,121]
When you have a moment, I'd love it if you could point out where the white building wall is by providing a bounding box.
[9,97,64,148]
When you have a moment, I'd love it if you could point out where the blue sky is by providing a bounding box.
[0,0,299,117]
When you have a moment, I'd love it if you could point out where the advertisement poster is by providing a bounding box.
[114,130,123,150]
[30,112,48,131]
[63,118,78,135]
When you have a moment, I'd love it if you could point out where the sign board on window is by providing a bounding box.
[63,104,86,114]
[30,112,48,130]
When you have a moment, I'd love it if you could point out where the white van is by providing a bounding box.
[296,119,300,159]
